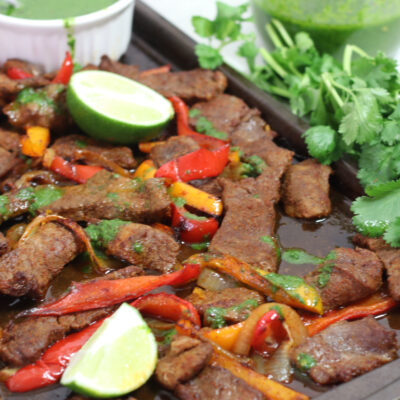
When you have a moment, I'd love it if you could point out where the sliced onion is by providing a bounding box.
[6,223,27,249]
[197,267,239,291]
[14,170,63,189]
[253,341,293,383]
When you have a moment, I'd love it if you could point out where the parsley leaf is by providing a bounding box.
[194,44,224,70]
[303,126,341,164]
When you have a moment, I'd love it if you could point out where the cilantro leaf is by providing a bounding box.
[238,40,258,72]
[194,44,224,70]
[383,217,400,247]
[216,2,248,21]
[192,16,214,38]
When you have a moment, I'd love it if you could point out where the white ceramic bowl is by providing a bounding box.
[0,0,135,72]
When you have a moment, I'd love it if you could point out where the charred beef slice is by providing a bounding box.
[150,136,200,168]
[105,222,179,273]
[43,170,171,222]
[185,287,263,325]
[99,55,140,79]
[0,147,18,179]
[175,365,265,400]
[304,247,383,310]
[0,127,20,154]
[353,234,400,301]
[282,159,332,219]
[0,265,142,366]
[209,174,279,272]
[156,336,213,390]
[0,222,84,298]
[291,317,398,385]
[51,134,137,169]
[0,231,8,256]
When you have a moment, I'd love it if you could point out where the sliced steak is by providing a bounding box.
[304,247,383,311]
[3,59,44,76]
[150,136,200,168]
[291,317,398,385]
[210,175,279,272]
[3,84,69,131]
[0,128,20,154]
[282,159,332,219]
[51,134,137,169]
[44,170,171,223]
[193,178,223,198]
[99,55,140,80]
[353,234,400,300]
[106,223,179,273]
[0,222,84,298]
[175,365,265,400]
[156,336,213,390]
[0,147,17,179]
[0,265,142,366]
[138,69,227,102]
[185,287,263,326]
[0,232,8,256]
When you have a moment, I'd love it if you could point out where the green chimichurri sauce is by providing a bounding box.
[252,0,400,58]
[0,0,118,20]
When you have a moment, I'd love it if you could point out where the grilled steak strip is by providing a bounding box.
[0,265,142,366]
[353,234,400,300]
[43,170,171,223]
[0,128,20,154]
[282,159,332,219]
[0,232,8,256]
[0,147,18,179]
[304,247,383,311]
[0,222,84,298]
[291,317,398,385]
[106,223,180,273]
[51,134,137,169]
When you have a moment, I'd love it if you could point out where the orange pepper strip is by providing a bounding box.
[228,150,240,165]
[202,322,244,351]
[211,350,309,400]
[138,141,165,153]
[305,292,398,336]
[133,159,156,180]
[169,182,223,216]
[20,126,50,157]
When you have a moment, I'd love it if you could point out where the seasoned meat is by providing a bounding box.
[0,232,8,256]
[3,84,69,131]
[3,59,44,76]
[44,170,171,223]
[51,134,137,169]
[0,222,84,298]
[353,234,400,301]
[210,176,279,272]
[291,317,398,385]
[189,94,250,135]
[156,336,213,390]
[99,55,140,80]
[0,128,20,153]
[175,365,265,400]
[138,69,227,102]
[282,159,332,219]
[150,136,200,168]
[185,287,263,325]
[304,247,383,310]
[193,178,223,198]
[0,147,17,178]
[0,265,142,366]
[106,223,179,273]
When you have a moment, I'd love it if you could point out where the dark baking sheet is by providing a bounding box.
[1,2,399,399]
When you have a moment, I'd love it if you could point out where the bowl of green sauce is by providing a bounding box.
[0,0,135,71]
[251,0,400,61]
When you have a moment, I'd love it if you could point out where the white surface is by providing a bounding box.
[0,0,135,71]
[141,0,265,73]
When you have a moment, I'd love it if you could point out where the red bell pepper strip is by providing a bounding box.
[169,96,227,150]
[131,293,201,327]
[304,293,398,336]
[251,310,288,356]
[48,155,103,184]
[6,318,104,392]
[155,143,230,182]
[23,263,201,317]
[171,203,219,243]
[7,67,33,80]
[52,52,74,85]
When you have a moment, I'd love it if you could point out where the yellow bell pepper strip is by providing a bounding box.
[228,149,241,165]
[138,141,165,153]
[169,181,223,216]
[133,159,156,180]
[202,322,244,351]
[303,292,398,336]
[20,126,50,158]
[186,254,323,314]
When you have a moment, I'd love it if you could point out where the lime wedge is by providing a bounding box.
[61,303,157,398]
[66,70,174,144]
